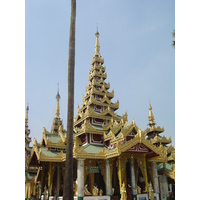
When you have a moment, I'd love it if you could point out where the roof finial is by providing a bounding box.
[25,103,29,127]
[95,25,100,56]
[56,83,60,118]
[148,102,156,128]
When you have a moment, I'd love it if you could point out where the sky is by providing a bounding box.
[25,0,175,146]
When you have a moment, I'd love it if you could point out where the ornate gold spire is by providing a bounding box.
[95,27,100,56]
[56,83,60,118]
[148,103,156,128]
[25,104,29,128]
[50,85,63,133]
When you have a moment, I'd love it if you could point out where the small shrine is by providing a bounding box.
[26,30,175,200]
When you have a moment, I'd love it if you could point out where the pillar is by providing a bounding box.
[56,165,60,198]
[25,185,28,198]
[142,155,148,193]
[89,172,95,194]
[48,162,52,196]
[159,174,169,200]
[152,162,160,194]
[33,183,36,197]
[130,158,137,200]
[77,159,85,200]
[106,159,112,199]
[118,156,122,193]
[28,183,31,198]
[41,165,44,195]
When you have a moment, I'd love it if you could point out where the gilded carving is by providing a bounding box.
[27,30,175,197]
[150,135,172,145]
[167,145,175,154]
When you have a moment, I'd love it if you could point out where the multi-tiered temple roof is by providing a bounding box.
[27,30,175,199]
[29,30,175,165]
[28,29,175,179]
[71,30,169,163]
[29,88,67,166]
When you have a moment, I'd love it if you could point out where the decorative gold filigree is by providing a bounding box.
[167,145,175,155]
[150,135,171,145]
[164,166,175,181]
[90,56,104,65]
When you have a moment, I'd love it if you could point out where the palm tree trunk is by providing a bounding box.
[63,0,76,200]
[172,30,175,48]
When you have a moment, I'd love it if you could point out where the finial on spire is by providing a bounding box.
[56,82,60,99]
[56,83,60,118]
[25,103,29,127]
[148,102,156,128]
[95,26,100,56]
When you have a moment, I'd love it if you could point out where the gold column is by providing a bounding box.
[143,155,148,192]
[89,173,95,194]
[41,164,45,193]
[118,156,122,192]
[48,162,52,194]
[25,185,28,198]
[28,183,31,198]
[135,155,148,193]
[147,161,154,189]
[118,155,128,192]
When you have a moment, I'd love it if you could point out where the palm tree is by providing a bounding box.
[63,0,76,200]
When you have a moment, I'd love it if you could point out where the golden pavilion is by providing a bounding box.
[26,30,175,200]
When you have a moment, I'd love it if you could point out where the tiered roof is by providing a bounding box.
[143,103,175,179]
[28,30,174,173]
[51,86,63,133]
[25,105,39,185]
[72,30,168,163]
[29,89,68,166]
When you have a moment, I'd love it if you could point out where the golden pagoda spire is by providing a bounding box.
[95,26,100,56]
[56,83,61,118]
[148,103,156,128]
[25,104,29,128]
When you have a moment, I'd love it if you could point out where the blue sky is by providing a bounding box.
[25,0,175,146]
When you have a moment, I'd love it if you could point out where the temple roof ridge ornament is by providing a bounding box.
[148,103,156,128]
[95,27,100,56]
[50,86,63,133]
[167,144,175,154]
[33,138,37,147]
[91,29,104,65]
[56,83,61,118]
[150,135,172,145]
[25,104,29,129]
